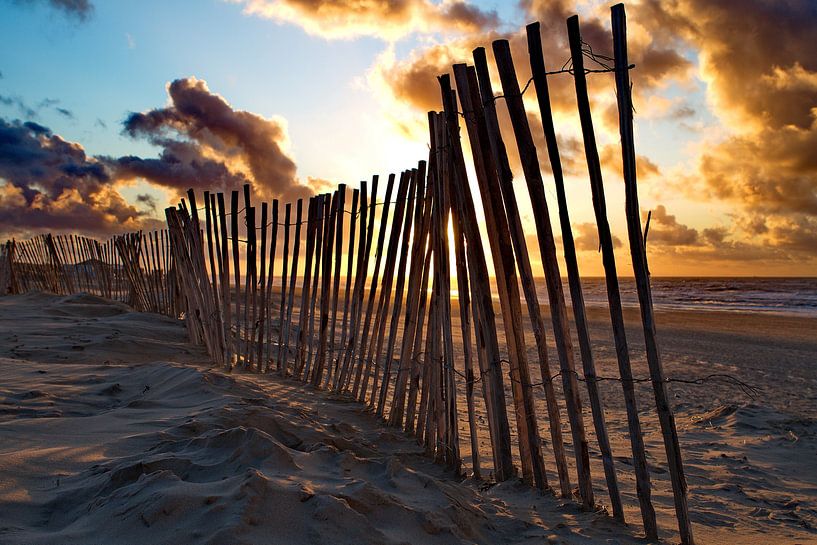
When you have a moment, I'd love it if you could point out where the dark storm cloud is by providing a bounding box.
[120,77,313,201]
[10,0,93,21]
[0,118,153,236]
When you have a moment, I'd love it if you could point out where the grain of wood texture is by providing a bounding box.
[492,39,594,506]
[282,198,303,377]
[277,203,292,374]
[611,5,693,542]
[334,188,359,391]
[445,72,544,488]
[363,171,411,406]
[351,174,396,399]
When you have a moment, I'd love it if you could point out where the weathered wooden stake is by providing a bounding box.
[492,39,594,507]
[611,5,694,543]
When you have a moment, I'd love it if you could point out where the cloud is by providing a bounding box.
[0,77,326,237]
[11,0,93,21]
[136,193,157,212]
[367,0,691,174]
[0,118,157,237]
[229,0,499,40]
[638,203,817,270]
[366,0,816,265]
[0,95,37,118]
[117,77,314,202]
[572,222,623,252]
[599,143,660,181]
[636,0,817,256]
[0,94,74,120]
[643,204,698,246]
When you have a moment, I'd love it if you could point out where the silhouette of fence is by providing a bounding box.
[0,6,694,543]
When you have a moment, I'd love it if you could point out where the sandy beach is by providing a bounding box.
[1,292,815,544]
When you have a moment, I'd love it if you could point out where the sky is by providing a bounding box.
[0,0,816,276]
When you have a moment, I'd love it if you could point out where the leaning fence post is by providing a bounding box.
[352,174,395,399]
[611,4,694,543]
[282,198,304,377]
[492,39,594,508]
[277,202,292,374]
[335,188,359,391]
[430,106,514,482]
[445,71,547,489]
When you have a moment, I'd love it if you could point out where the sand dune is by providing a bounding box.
[1,293,815,544]
[1,293,648,545]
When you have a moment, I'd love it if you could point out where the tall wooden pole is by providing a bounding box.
[338,180,372,391]
[277,202,292,374]
[282,198,304,377]
[430,104,514,481]
[325,184,347,388]
[352,175,396,399]
[492,39,594,508]
[335,188,360,390]
[444,73,547,489]
[611,5,694,543]
[470,51,573,497]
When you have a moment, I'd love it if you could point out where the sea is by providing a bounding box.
[540,277,817,318]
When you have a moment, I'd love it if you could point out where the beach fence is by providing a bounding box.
[0,5,696,543]
[1,231,177,314]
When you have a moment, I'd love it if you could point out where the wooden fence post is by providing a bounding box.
[351,174,396,399]
[492,39,594,508]
[282,198,304,377]
[325,185,347,388]
[376,167,420,416]
[313,191,338,387]
[611,5,694,543]
[264,200,279,372]
[334,188,360,390]
[295,197,318,375]
[363,171,411,405]
[277,203,292,374]
[338,180,372,391]
[388,163,432,427]
[471,51,573,497]
[304,194,325,380]
[445,72,548,488]
[431,104,514,481]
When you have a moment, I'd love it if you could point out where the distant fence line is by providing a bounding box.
[0,6,695,544]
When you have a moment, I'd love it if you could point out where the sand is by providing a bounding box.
[0,292,815,544]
